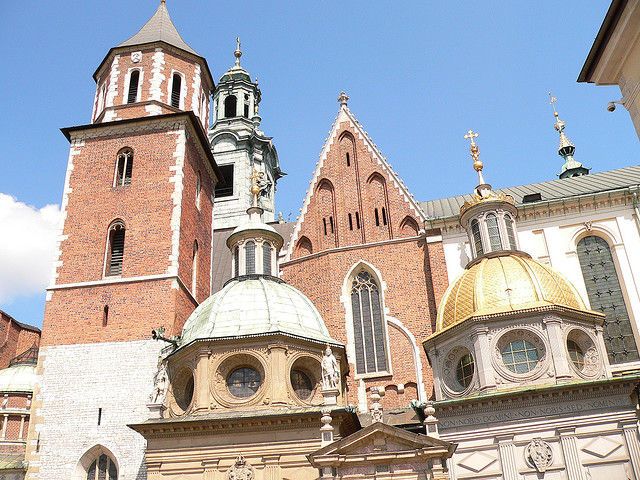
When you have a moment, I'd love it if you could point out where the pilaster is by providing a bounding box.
[558,427,585,480]
[262,455,282,480]
[471,326,496,391]
[543,315,573,380]
[194,348,210,412]
[268,345,289,405]
[622,421,640,480]
[496,434,520,480]
[202,459,221,480]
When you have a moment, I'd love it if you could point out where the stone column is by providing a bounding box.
[193,349,210,413]
[471,326,496,391]
[622,421,640,479]
[543,315,572,380]
[496,435,520,480]
[558,427,585,480]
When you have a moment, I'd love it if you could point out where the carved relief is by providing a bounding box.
[227,455,255,480]
[525,438,553,473]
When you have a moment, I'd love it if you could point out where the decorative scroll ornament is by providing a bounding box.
[321,346,340,390]
[525,438,553,473]
[227,455,255,480]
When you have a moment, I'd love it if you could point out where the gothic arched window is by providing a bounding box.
[105,221,125,276]
[245,241,256,274]
[351,271,388,374]
[127,70,140,104]
[170,73,182,108]
[576,236,639,364]
[504,214,517,249]
[114,148,133,187]
[485,213,503,251]
[224,95,237,118]
[262,242,272,276]
[471,218,483,256]
[86,453,117,480]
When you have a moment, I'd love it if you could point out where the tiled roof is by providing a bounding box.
[420,165,640,220]
[118,2,197,55]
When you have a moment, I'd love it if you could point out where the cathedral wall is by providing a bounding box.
[26,340,161,480]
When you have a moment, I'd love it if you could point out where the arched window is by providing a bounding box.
[351,271,388,374]
[114,149,133,187]
[381,207,387,226]
[262,242,272,275]
[243,93,250,117]
[485,213,502,251]
[105,221,125,276]
[224,95,237,118]
[233,246,239,277]
[576,236,639,364]
[86,453,117,480]
[191,240,198,296]
[471,219,483,256]
[504,214,517,249]
[127,70,140,104]
[374,208,380,226]
[245,241,256,274]
[195,172,202,209]
[170,73,182,108]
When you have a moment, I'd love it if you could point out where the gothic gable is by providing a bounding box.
[287,102,426,260]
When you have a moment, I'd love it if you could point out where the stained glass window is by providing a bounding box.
[351,271,388,374]
[86,454,117,480]
[227,367,261,398]
[245,241,256,274]
[262,243,272,275]
[455,353,474,389]
[501,339,539,374]
[504,214,517,249]
[577,236,639,364]
[485,213,503,251]
[290,369,314,400]
[567,340,585,371]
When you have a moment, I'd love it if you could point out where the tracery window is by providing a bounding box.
[86,454,117,480]
[350,271,388,374]
[127,70,140,104]
[245,241,256,274]
[105,222,125,276]
[576,236,639,364]
[485,213,502,251]
[114,149,133,187]
[504,214,517,249]
[262,242,272,276]
[471,219,483,255]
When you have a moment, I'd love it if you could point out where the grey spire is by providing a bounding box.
[118,1,198,55]
[549,93,589,179]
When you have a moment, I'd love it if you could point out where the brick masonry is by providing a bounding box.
[0,311,40,370]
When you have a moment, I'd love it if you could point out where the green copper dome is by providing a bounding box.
[179,277,340,348]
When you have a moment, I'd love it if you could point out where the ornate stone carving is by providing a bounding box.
[525,438,553,473]
[150,362,169,404]
[227,455,255,480]
[321,346,339,390]
[131,51,142,63]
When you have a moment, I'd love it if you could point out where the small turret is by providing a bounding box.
[549,93,590,179]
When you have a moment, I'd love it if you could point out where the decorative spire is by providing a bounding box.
[234,36,242,67]
[338,91,349,107]
[464,129,485,185]
[548,93,589,179]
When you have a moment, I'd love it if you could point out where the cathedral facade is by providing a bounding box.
[4,2,639,480]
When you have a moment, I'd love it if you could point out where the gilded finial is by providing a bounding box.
[234,37,242,67]
[338,91,349,107]
[464,129,485,185]
[548,92,566,133]
[249,167,262,206]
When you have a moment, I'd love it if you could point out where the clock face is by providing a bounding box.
[131,52,142,63]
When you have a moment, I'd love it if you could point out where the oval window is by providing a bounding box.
[291,369,314,400]
[567,339,585,371]
[227,367,262,398]
[501,339,540,374]
[455,353,475,389]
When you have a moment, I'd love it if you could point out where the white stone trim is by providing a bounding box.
[149,49,165,103]
[103,55,120,122]
[285,105,427,261]
[387,316,426,402]
[49,273,183,290]
[190,64,202,117]
[168,128,187,276]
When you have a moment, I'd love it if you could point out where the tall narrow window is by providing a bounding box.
[485,213,502,251]
[374,208,380,226]
[171,73,182,108]
[233,246,239,277]
[243,94,250,117]
[329,216,334,234]
[355,212,361,229]
[191,240,198,297]
[346,152,351,166]
[86,453,117,480]
[195,172,202,209]
[348,213,353,231]
[382,207,387,226]
[351,271,388,374]
[471,219,483,256]
[224,95,237,118]
[127,70,140,104]
[105,222,125,276]
[323,218,328,236]
[577,236,639,364]
[245,241,256,274]
[504,214,517,249]
[114,149,133,186]
[102,305,109,327]
[262,242,272,275]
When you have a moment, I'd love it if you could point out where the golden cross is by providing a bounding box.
[464,129,478,146]
[549,92,559,116]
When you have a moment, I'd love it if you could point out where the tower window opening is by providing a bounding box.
[485,213,503,251]
[191,240,198,297]
[471,219,483,256]
[504,214,517,249]
[171,73,182,108]
[374,208,380,226]
[382,207,387,226]
[262,242,272,275]
[97,408,102,426]
[329,216,334,233]
[245,241,256,274]
[127,70,140,104]
[114,149,133,187]
[346,152,351,166]
[233,246,239,277]
[243,94,250,117]
[215,165,234,198]
[224,95,237,118]
[102,305,109,327]
[105,222,125,277]
[348,213,353,231]
[355,212,361,229]
[323,218,328,236]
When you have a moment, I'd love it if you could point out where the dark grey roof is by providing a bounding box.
[118,2,197,55]
[420,165,640,220]
[211,221,295,293]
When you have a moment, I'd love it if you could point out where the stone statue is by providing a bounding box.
[150,362,169,405]
[321,346,340,390]
[227,454,254,480]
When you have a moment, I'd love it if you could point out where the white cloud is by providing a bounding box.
[0,194,60,304]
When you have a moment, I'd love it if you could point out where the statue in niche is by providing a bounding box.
[150,362,169,405]
[227,455,254,480]
[321,346,340,390]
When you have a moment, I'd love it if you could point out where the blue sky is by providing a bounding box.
[0,1,637,327]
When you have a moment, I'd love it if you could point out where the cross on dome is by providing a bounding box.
[235,36,242,66]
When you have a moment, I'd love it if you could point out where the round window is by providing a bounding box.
[455,353,475,389]
[501,339,540,374]
[291,369,314,400]
[567,339,585,371]
[227,367,262,398]
[175,374,194,411]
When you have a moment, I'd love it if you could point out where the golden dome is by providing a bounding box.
[436,252,587,332]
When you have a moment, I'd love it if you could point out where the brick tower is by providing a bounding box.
[25,3,218,479]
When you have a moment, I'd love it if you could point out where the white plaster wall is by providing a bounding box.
[33,340,161,480]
